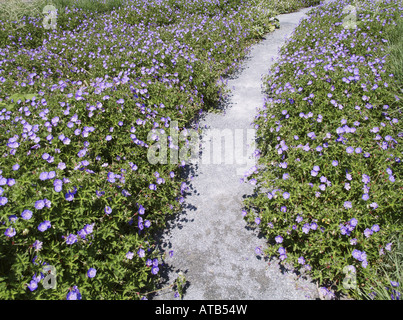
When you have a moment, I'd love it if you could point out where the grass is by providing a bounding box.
[360,231,402,300]
[383,14,403,92]
[359,15,403,300]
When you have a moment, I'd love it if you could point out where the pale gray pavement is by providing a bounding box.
[152,5,325,300]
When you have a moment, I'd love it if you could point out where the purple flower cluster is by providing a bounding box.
[66,286,82,300]
[352,249,368,268]
[38,220,51,232]
[340,218,358,236]
[27,272,45,292]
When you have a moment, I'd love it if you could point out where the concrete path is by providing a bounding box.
[152,6,321,300]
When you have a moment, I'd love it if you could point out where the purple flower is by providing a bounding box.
[350,238,357,245]
[84,223,94,234]
[344,201,352,209]
[107,172,115,183]
[255,217,261,225]
[4,227,16,237]
[362,193,369,201]
[77,149,87,158]
[298,257,305,265]
[33,240,43,251]
[370,202,378,209]
[352,249,362,260]
[38,221,50,232]
[58,162,66,170]
[144,220,151,228]
[0,197,8,206]
[65,192,74,201]
[362,174,370,184]
[255,247,262,255]
[44,199,51,208]
[66,286,81,300]
[371,224,380,232]
[27,280,38,292]
[346,146,354,154]
[137,248,145,258]
[35,200,45,210]
[283,192,290,200]
[39,172,49,181]
[275,235,283,243]
[122,189,131,197]
[126,251,134,260]
[66,234,78,245]
[151,266,159,275]
[87,268,97,278]
[364,228,373,238]
[302,224,310,234]
[350,218,358,227]
[78,229,87,239]
[12,164,20,171]
[54,179,63,192]
[104,206,112,215]
[48,171,56,179]
[149,184,156,190]
[137,217,144,232]
[340,226,348,235]
[21,209,33,220]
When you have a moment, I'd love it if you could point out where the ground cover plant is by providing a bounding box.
[243,0,402,300]
[0,0,321,300]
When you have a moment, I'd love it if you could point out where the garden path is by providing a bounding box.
[153,5,323,300]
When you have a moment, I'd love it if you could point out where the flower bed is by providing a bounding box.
[0,0,322,300]
[243,0,402,299]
